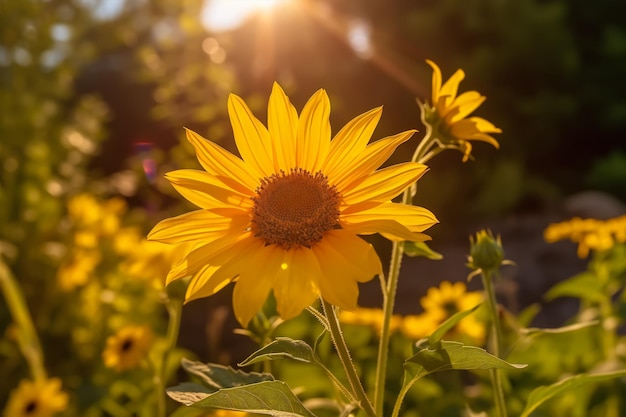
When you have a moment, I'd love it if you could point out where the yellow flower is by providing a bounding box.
[418,281,485,342]
[544,214,626,258]
[339,307,403,335]
[423,60,501,161]
[102,325,153,372]
[3,378,68,417]
[149,82,438,326]
[401,313,440,340]
[57,250,101,291]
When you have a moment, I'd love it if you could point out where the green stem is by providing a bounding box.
[0,256,47,382]
[481,271,507,417]
[373,130,436,416]
[373,239,403,416]
[156,296,183,417]
[321,299,376,417]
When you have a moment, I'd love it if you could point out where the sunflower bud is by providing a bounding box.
[467,230,504,272]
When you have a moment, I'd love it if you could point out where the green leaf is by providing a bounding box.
[181,358,273,391]
[167,380,317,417]
[428,304,482,345]
[403,241,443,260]
[405,341,526,382]
[520,321,599,338]
[544,272,607,302]
[520,370,626,417]
[239,337,317,366]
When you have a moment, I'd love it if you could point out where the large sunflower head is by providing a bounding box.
[3,378,69,417]
[149,82,438,326]
[421,59,501,162]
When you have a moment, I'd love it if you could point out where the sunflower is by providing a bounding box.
[419,281,485,342]
[3,378,68,417]
[422,60,501,162]
[102,325,153,372]
[148,83,438,326]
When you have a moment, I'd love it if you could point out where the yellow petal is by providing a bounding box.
[270,246,320,320]
[426,59,442,105]
[185,128,259,192]
[446,92,485,123]
[147,210,249,244]
[185,264,230,302]
[314,230,382,282]
[467,116,502,133]
[323,106,382,179]
[165,233,253,284]
[230,242,281,326]
[341,218,432,242]
[268,82,298,170]
[341,202,438,233]
[296,88,331,171]
[440,68,465,106]
[312,231,381,309]
[228,93,274,178]
[330,130,416,192]
[341,163,428,205]
[165,169,253,209]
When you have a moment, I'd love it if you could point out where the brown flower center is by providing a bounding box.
[121,338,134,352]
[251,169,340,250]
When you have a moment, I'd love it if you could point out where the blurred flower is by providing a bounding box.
[3,378,68,417]
[544,214,626,258]
[121,238,188,290]
[67,193,126,237]
[421,60,501,162]
[339,307,403,335]
[102,325,154,372]
[57,250,101,291]
[402,281,484,343]
[467,229,505,272]
[400,313,440,340]
[149,82,437,326]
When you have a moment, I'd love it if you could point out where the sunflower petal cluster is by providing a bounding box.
[149,82,438,326]
[544,214,626,258]
[3,378,68,417]
[421,60,501,162]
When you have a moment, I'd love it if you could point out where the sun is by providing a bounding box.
[201,0,293,32]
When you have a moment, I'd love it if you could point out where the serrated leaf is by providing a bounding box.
[405,341,526,382]
[181,358,273,390]
[428,304,482,345]
[239,337,317,367]
[167,380,317,417]
[544,272,606,302]
[403,241,443,260]
[520,370,626,417]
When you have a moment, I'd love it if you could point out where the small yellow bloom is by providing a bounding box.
[339,307,403,335]
[401,313,440,340]
[416,281,485,343]
[3,378,69,417]
[423,60,501,161]
[57,250,101,291]
[102,325,153,372]
[544,214,626,258]
[149,82,438,326]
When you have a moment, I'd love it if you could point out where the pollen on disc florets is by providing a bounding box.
[251,168,341,250]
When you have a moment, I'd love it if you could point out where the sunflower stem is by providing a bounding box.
[374,129,436,416]
[156,295,183,417]
[321,299,376,417]
[481,270,507,417]
[0,255,47,383]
